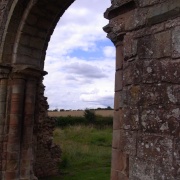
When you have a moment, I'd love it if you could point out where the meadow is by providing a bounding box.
[48,110,113,117]
[41,125,112,180]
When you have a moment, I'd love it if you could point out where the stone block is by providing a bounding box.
[138,0,167,7]
[32,49,42,59]
[118,172,129,180]
[154,163,176,180]
[129,157,155,180]
[12,85,24,94]
[143,59,180,84]
[123,33,137,59]
[111,169,118,180]
[173,138,180,178]
[121,86,141,107]
[153,30,171,58]
[23,25,37,36]
[24,103,34,114]
[147,0,180,25]
[9,115,22,126]
[23,115,34,125]
[125,8,148,31]
[172,26,180,58]
[116,45,123,70]
[137,133,173,164]
[26,14,38,26]
[115,70,123,91]
[111,149,129,172]
[123,60,143,85]
[122,108,139,130]
[119,130,137,155]
[20,34,30,46]
[141,105,180,135]
[114,91,121,110]
[5,171,19,179]
[119,88,128,108]
[138,31,171,59]
[30,37,44,49]
[0,102,6,114]
[112,130,121,148]
[25,95,35,104]
[16,54,40,67]
[17,45,32,57]
[113,109,123,130]
[6,159,18,171]
[10,102,23,114]
[140,84,168,107]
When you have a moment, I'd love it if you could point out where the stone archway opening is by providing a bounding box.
[41,0,115,178]
[0,0,114,179]
[44,0,115,111]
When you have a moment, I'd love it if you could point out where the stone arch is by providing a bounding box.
[1,0,75,68]
[0,0,75,179]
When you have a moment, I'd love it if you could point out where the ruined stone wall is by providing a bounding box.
[34,82,61,178]
[104,0,180,179]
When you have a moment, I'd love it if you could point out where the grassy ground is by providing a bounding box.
[42,125,112,180]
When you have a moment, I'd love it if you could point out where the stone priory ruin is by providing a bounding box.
[0,0,179,179]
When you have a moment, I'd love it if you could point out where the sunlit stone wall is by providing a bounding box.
[104,0,180,179]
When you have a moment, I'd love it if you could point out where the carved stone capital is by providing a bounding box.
[0,64,11,79]
[11,65,47,80]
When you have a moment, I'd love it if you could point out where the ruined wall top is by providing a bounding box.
[104,0,180,44]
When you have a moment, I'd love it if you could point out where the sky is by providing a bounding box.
[43,0,115,110]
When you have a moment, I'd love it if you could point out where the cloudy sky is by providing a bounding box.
[43,0,115,110]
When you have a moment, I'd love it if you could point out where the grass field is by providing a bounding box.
[48,110,114,117]
[41,125,112,180]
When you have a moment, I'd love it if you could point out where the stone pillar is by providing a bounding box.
[0,65,11,180]
[3,66,44,180]
[6,77,26,180]
[20,78,37,180]
[104,0,180,179]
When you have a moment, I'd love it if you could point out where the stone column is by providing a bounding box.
[20,78,37,180]
[6,75,26,180]
[4,66,45,180]
[0,65,11,180]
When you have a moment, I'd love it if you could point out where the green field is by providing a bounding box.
[42,125,112,180]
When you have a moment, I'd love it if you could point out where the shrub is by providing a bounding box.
[56,116,87,127]
[83,109,96,123]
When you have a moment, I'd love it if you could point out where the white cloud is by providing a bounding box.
[44,0,115,110]
[103,46,116,58]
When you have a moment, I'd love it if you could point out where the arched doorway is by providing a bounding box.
[0,0,114,179]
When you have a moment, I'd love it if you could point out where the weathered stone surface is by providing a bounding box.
[113,109,123,130]
[138,30,171,59]
[123,33,137,59]
[129,157,155,180]
[122,108,139,130]
[106,0,180,180]
[119,130,137,155]
[123,60,142,85]
[137,134,173,164]
[141,106,180,135]
[172,26,180,58]
[34,83,61,178]
[142,59,180,84]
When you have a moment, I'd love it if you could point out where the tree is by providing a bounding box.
[83,109,96,123]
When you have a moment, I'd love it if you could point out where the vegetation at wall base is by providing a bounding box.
[40,125,112,180]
